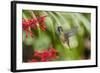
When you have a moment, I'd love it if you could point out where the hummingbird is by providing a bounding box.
[57,26,78,49]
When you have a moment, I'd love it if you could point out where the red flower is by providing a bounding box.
[34,50,41,57]
[37,15,47,31]
[22,19,33,38]
[28,47,59,63]
[29,19,37,29]
[22,15,47,38]
[49,48,58,59]
[40,51,50,60]
[38,15,47,23]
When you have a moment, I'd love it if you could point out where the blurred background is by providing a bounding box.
[22,10,91,62]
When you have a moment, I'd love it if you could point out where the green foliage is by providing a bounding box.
[22,10,91,61]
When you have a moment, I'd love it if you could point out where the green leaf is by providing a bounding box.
[33,31,51,51]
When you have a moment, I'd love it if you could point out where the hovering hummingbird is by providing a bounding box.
[57,26,78,49]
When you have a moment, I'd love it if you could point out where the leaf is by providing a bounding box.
[55,12,71,30]
[33,31,51,51]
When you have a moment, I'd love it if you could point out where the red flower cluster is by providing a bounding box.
[22,15,47,38]
[28,48,59,62]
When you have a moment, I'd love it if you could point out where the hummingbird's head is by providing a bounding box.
[58,26,63,33]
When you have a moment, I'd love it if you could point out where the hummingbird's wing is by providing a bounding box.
[63,27,78,49]
[64,26,78,38]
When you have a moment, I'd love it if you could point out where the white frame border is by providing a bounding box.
[16,3,96,70]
